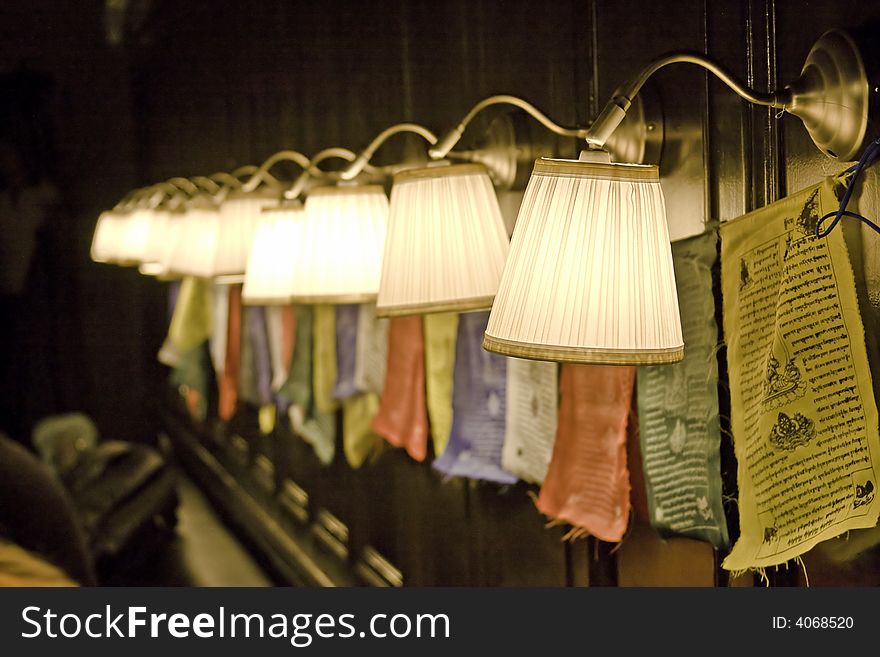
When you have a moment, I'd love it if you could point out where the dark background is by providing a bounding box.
[2,0,880,586]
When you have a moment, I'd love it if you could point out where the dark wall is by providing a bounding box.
[0,1,166,446]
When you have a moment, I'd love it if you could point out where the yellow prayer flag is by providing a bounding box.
[343,393,381,469]
[423,312,458,457]
[721,178,880,571]
[163,276,213,358]
[312,304,339,413]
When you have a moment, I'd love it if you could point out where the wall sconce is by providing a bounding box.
[154,151,346,284]
[208,153,297,284]
[428,28,871,365]
[338,123,511,317]
[162,193,222,279]
[241,202,304,305]
[93,27,870,364]
[286,183,389,303]
[90,208,130,264]
[483,154,682,364]
[376,162,510,317]
[238,143,402,304]
[135,207,173,276]
[90,168,259,278]
[90,176,200,267]
[138,168,259,278]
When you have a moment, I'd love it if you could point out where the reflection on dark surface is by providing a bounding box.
[102,474,272,587]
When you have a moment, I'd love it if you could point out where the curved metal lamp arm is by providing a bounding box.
[231,165,258,180]
[429,57,790,157]
[241,150,312,193]
[209,171,245,189]
[119,178,195,210]
[340,123,438,181]
[210,165,283,203]
[585,51,791,148]
[285,147,362,199]
[208,164,262,188]
[429,95,588,159]
[112,187,150,211]
[165,177,201,195]
[190,175,221,194]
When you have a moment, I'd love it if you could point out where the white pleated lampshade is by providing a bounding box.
[376,162,509,317]
[483,157,683,365]
[216,188,279,280]
[287,184,389,304]
[90,210,129,264]
[162,202,221,279]
[242,205,304,305]
[115,208,156,265]
[140,209,169,262]
[139,209,183,277]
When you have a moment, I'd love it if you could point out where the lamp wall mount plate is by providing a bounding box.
[784,28,869,161]
[466,111,558,191]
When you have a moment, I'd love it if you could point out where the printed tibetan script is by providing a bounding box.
[637,231,728,548]
[721,178,880,571]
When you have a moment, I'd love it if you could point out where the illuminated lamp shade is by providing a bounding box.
[483,157,683,365]
[216,188,280,282]
[152,215,185,278]
[287,185,389,303]
[162,200,221,279]
[242,205,304,305]
[90,210,129,264]
[376,162,509,317]
[100,207,154,266]
[135,208,171,275]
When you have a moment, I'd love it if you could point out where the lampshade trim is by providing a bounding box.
[482,333,684,365]
[393,162,489,183]
[241,294,294,306]
[376,295,495,318]
[287,292,378,305]
[214,274,246,285]
[307,184,387,197]
[533,157,659,182]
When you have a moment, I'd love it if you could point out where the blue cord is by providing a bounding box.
[815,136,880,238]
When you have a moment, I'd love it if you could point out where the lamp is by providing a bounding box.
[121,167,259,278]
[161,195,221,279]
[156,156,300,281]
[286,184,389,303]
[236,144,396,304]
[201,158,293,283]
[376,162,510,317]
[237,143,400,304]
[136,185,189,275]
[113,207,156,265]
[90,209,129,264]
[241,203,304,304]
[429,30,871,163]
[138,214,180,277]
[339,120,517,317]
[483,155,682,364]
[214,186,282,283]
[426,28,871,365]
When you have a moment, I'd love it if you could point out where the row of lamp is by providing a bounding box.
[92,28,871,366]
